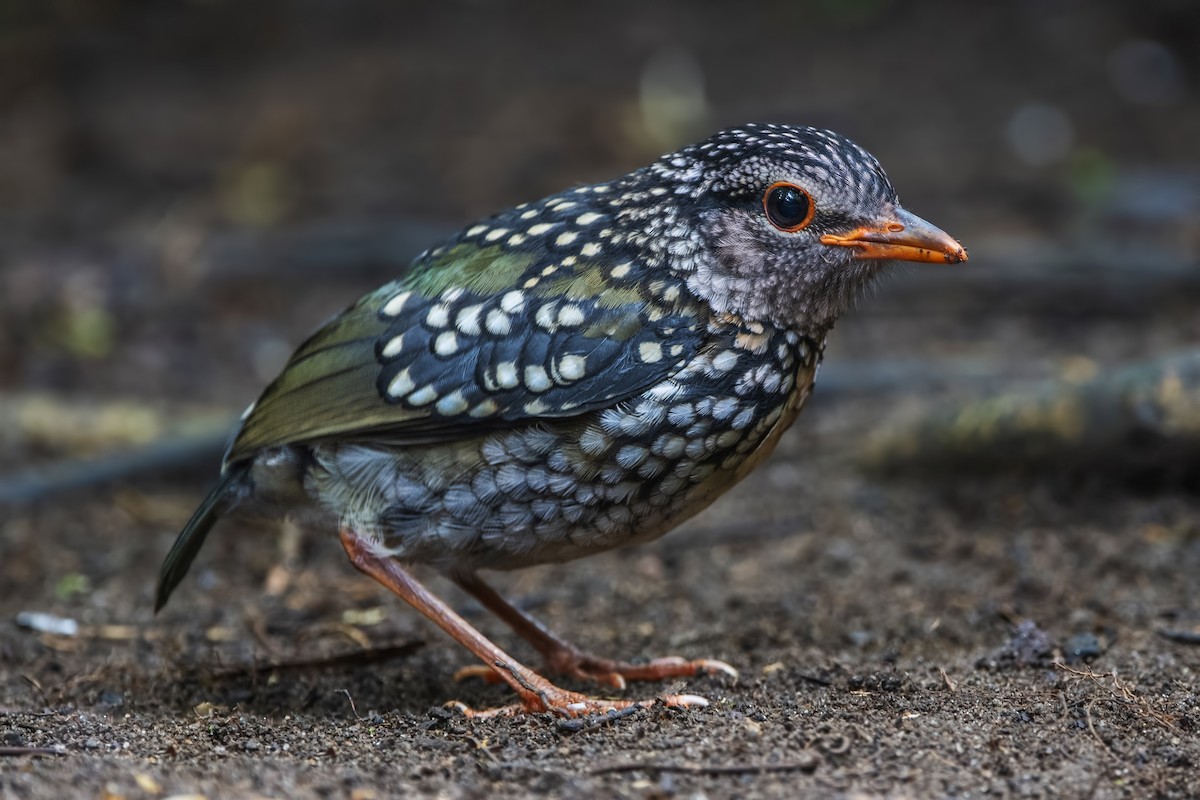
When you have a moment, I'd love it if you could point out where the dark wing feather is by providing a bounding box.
[225,243,704,464]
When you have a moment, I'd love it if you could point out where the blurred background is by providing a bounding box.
[0,0,1196,410]
[1,2,1199,793]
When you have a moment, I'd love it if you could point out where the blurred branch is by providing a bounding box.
[0,421,233,507]
[862,348,1200,488]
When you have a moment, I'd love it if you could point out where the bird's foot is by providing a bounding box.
[449,658,709,719]
[455,652,738,690]
[552,652,739,690]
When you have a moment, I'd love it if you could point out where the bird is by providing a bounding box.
[155,123,966,718]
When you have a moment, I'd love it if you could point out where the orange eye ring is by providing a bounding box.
[762,182,815,232]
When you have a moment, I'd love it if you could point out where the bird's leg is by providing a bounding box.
[338,529,708,718]
[452,571,738,690]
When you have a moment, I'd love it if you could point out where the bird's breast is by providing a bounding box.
[308,326,823,571]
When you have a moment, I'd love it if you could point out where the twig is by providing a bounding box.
[339,689,365,721]
[20,675,48,708]
[0,426,231,507]
[0,746,65,758]
[938,666,957,693]
[557,705,639,734]
[1055,662,1177,732]
[1157,628,1200,646]
[1083,701,1117,760]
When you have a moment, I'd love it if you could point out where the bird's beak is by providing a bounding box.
[820,207,967,264]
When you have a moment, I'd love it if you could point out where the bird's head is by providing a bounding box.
[635,123,967,335]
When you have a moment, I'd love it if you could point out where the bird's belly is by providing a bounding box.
[309,358,819,572]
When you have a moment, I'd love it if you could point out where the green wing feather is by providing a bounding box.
[224,243,705,465]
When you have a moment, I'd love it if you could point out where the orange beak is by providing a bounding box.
[820,207,967,264]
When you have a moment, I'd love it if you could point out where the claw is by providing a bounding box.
[447,691,710,719]
[453,664,504,684]
[696,658,740,682]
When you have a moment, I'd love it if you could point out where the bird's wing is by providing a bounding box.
[225,241,704,464]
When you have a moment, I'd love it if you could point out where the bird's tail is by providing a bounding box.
[154,463,249,612]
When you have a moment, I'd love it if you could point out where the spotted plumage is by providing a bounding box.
[157,123,966,717]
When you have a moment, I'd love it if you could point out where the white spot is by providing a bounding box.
[667,403,694,427]
[496,361,520,389]
[524,399,548,414]
[670,344,684,357]
[580,242,601,257]
[469,399,499,417]
[466,224,488,237]
[500,290,526,314]
[662,285,680,302]
[523,278,540,288]
[434,331,459,356]
[616,444,648,469]
[436,390,469,416]
[507,233,527,246]
[520,209,538,219]
[575,212,602,225]
[579,428,611,456]
[561,255,577,266]
[426,304,450,328]
[408,384,438,406]
[387,370,415,398]
[555,231,578,247]
[554,201,576,211]
[639,341,663,363]
[524,365,551,392]
[381,333,406,358]
[485,309,511,335]
[712,397,739,420]
[731,407,755,429]
[527,222,555,236]
[711,351,739,372]
[558,354,586,381]
[592,185,609,193]
[557,305,585,327]
[541,265,558,276]
[456,304,484,335]
[535,304,558,331]
[240,400,257,420]
[648,380,685,402]
[484,228,509,242]
[610,262,632,279]
[382,291,413,317]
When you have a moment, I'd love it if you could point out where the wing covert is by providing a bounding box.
[226,245,704,463]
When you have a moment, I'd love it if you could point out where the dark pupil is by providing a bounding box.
[770,187,808,225]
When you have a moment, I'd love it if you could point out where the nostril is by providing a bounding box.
[885,222,905,233]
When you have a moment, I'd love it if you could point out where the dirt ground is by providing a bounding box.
[2,3,1199,798]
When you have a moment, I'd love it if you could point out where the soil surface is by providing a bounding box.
[2,3,1198,798]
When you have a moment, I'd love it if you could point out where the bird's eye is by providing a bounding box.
[763,182,814,232]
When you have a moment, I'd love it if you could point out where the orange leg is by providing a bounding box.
[451,571,738,690]
[339,528,709,718]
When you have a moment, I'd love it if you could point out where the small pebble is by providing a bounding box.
[1064,632,1105,663]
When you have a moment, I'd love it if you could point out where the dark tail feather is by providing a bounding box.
[155,464,249,612]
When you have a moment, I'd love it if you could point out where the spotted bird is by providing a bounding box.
[156,124,967,717]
